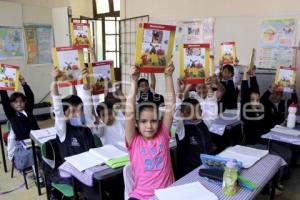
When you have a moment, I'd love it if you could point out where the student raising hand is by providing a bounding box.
[19,75,26,85]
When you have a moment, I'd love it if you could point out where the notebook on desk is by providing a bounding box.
[65,145,128,171]
[155,182,218,200]
[218,145,269,168]
[271,125,300,137]
[30,127,57,144]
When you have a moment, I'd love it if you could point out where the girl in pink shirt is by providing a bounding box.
[125,63,176,200]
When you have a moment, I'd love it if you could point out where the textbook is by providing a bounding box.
[155,182,218,200]
[274,66,296,92]
[52,47,85,87]
[70,22,92,48]
[87,60,115,95]
[219,42,236,65]
[179,43,210,84]
[65,145,128,171]
[135,23,176,73]
[271,125,300,136]
[0,64,20,91]
[218,145,268,168]
[248,48,256,71]
[30,127,57,144]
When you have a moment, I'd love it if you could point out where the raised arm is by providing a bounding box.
[212,74,225,100]
[150,74,156,91]
[125,66,140,146]
[162,61,175,130]
[51,69,66,142]
[20,76,35,113]
[241,68,250,106]
[0,90,14,118]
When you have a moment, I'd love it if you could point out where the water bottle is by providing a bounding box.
[287,103,297,129]
[223,159,238,196]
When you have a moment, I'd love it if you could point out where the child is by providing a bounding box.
[261,81,298,130]
[95,100,125,146]
[219,64,239,111]
[0,76,39,170]
[125,63,175,200]
[172,94,216,177]
[240,68,269,145]
[51,68,95,162]
[136,74,165,107]
[183,75,225,127]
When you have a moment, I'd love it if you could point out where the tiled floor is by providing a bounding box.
[1,119,300,199]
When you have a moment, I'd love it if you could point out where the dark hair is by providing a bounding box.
[10,92,27,103]
[136,101,159,120]
[137,78,149,87]
[180,98,201,112]
[61,95,83,113]
[222,64,234,76]
[249,89,260,97]
[96,101,114,116]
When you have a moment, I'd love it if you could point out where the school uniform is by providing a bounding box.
[136,90,164,106]
[241,76,269,145]
[261,89,298,130]
[0,83,39,169]
[219,79,239,111]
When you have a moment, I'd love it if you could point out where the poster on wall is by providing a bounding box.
[274,66,296,92]
[258,18,296,69]
[0,27,25,59]
[174,18,215,53]
[25,24,54,65]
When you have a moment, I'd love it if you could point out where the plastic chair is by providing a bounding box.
[123,163,134,199]
[40,141,75,199]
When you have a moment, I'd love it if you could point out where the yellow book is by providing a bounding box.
[219,42,236,65]
[0,64,20,91]
[274,66,296,92]
[248,48,256,70]
[87,60,115,95]
[70,22,92,48]
[179,43,210,84]
[52,47,85,87]
[135,23,176,73]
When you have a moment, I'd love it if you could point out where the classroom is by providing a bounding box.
[0,0,300,199]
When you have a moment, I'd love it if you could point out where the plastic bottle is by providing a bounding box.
[287,103,297,129]
[223,159,238,196]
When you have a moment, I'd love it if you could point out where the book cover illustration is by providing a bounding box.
[70,22,92,48]
[88,60,115,95]
[52,47,85,87]
[179,43,210,84]
[220,42,236,65]
[0,64,20,91]
[135,23,176,73]
[275,66,296,92]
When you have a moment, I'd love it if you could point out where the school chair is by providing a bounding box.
[93,134,103,148]
[11,156,32,189]
[123,163,134,199]
[40,140,75,199]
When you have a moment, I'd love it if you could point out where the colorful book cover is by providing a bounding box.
[179,43,210,84]
[87,60,115,95]
[0,64,20,91]
[70,22,92,48]
[220,42,236,65]
[135,23,176,73]
[52,47,85,87]
[275,66,296,92]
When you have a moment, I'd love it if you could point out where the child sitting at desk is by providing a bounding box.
[172,90,216,177]
[0,75,39,171]
[125,63,175,200]
[136,74,165,107]
[261,81,298,130]
[240,67,269,145]
[183,75,225,127]
[219,64,239,111]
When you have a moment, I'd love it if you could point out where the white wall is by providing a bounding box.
[121,0,300,94]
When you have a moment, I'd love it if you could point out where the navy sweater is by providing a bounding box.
[0,83,39,141]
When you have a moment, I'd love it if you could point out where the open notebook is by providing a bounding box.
[271,125,300,137]
[30,127,57,144]
[65,145,128,171]
[218,145,268,168]
[155,182,218,200]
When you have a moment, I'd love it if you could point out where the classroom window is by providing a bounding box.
[96,0,110,14]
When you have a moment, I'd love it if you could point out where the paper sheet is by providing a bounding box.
[65,151,104,172]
